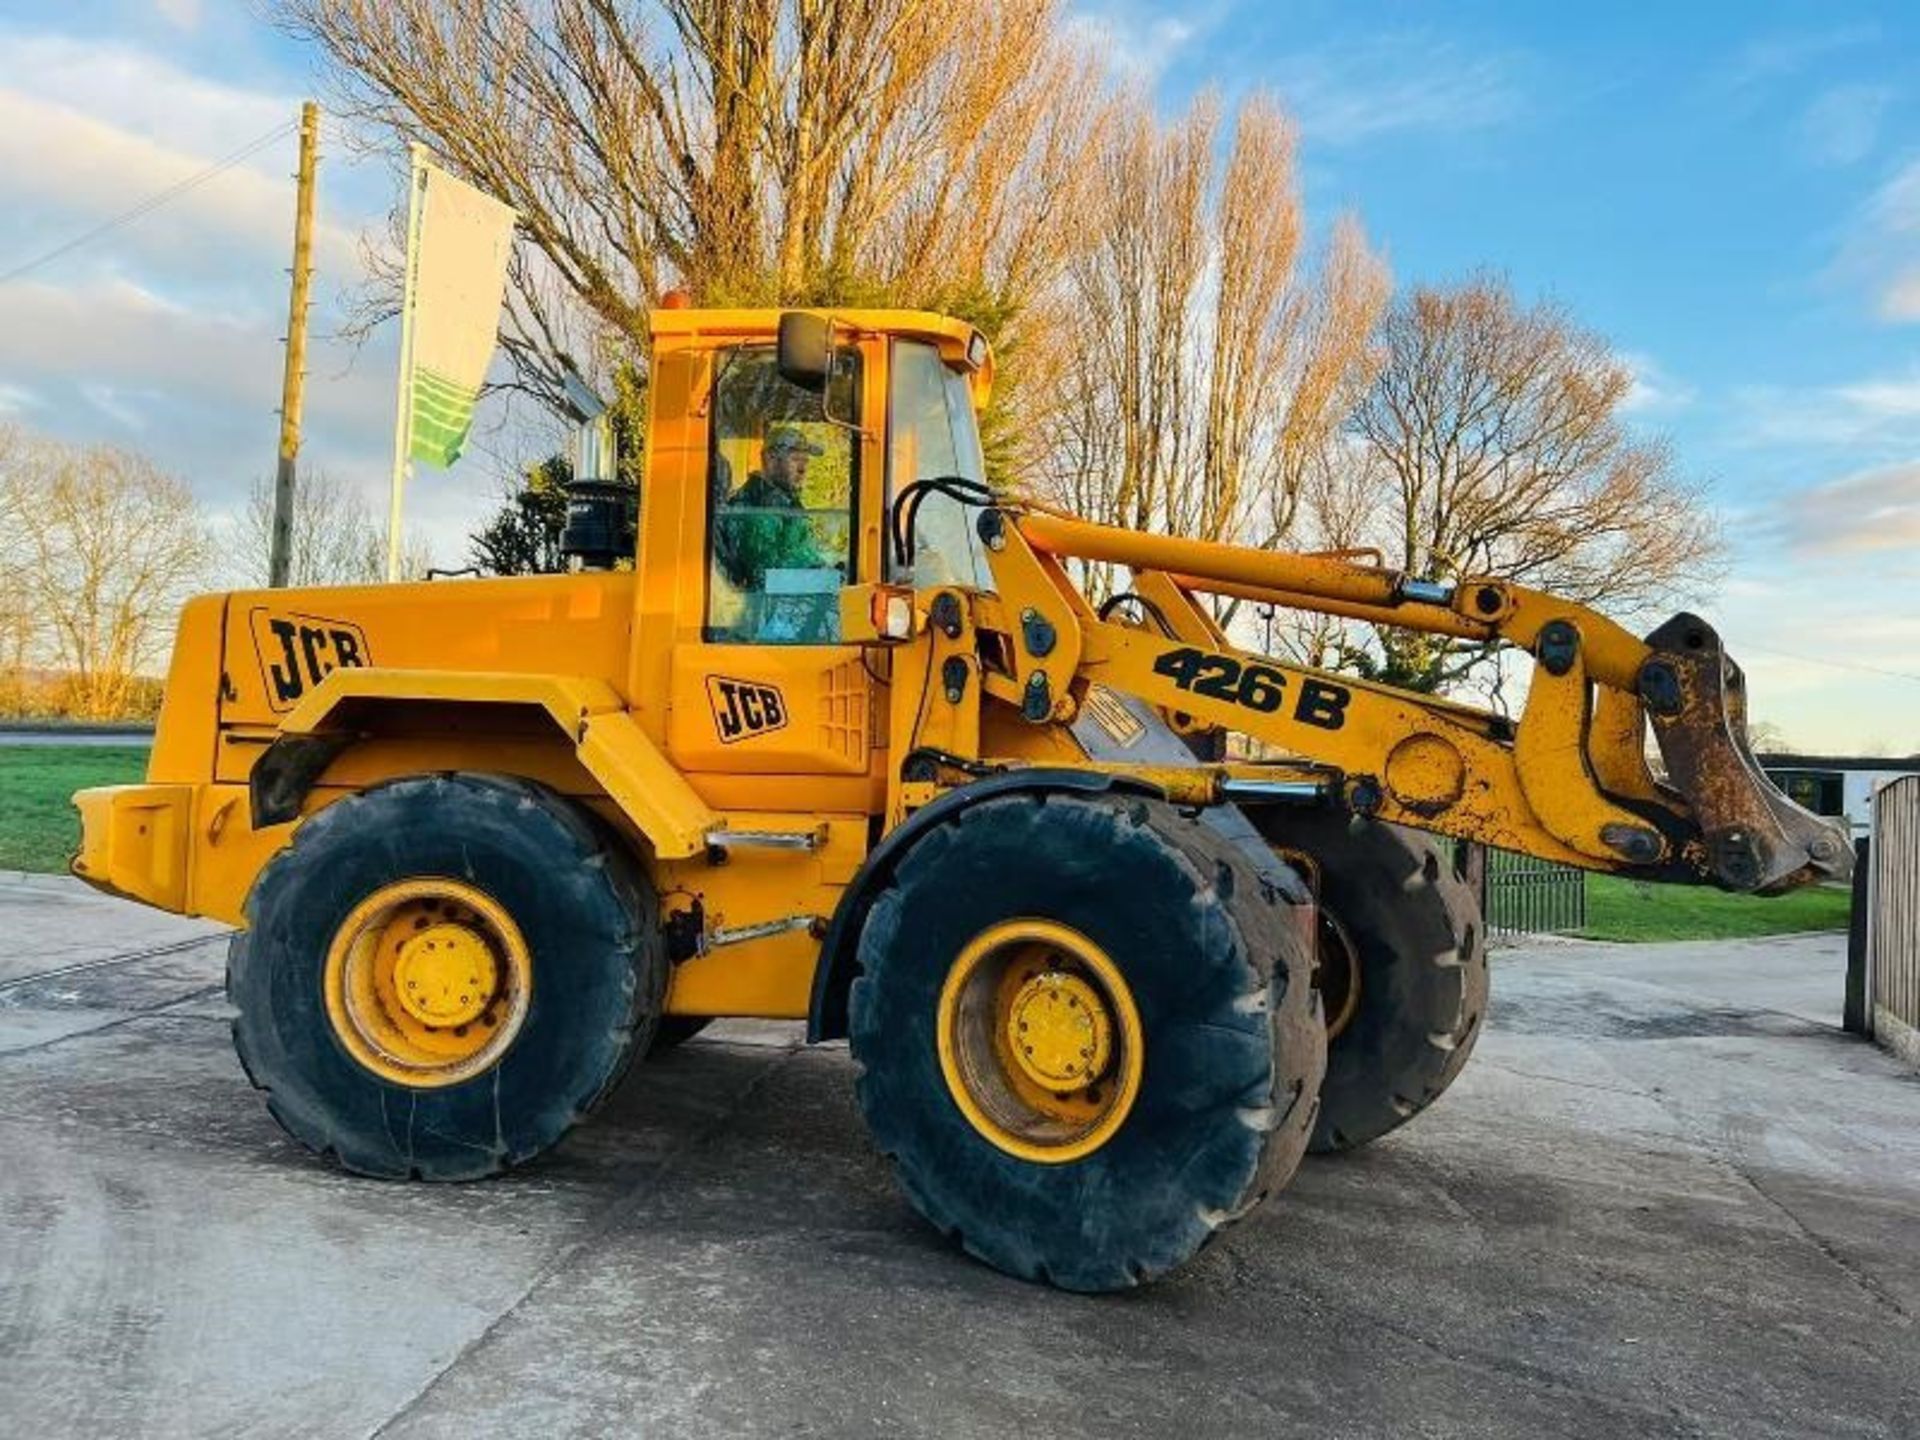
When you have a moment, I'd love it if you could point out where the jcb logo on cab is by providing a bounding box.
[250,608,371,712]
[707,675,788,743]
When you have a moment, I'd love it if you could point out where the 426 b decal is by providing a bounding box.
[1151,647,1351,731]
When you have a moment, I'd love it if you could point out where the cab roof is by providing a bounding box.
[648,306,994,403]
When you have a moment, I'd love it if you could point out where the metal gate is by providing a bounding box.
[1484,847,1587,938]
[1869,775,1920,1067]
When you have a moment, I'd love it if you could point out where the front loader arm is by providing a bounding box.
[1077,619,1663,873]
[930,502,1850,894]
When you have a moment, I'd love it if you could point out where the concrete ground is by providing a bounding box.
[1,873,1915,1439]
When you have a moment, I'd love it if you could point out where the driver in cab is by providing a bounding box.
[716,424,826,592]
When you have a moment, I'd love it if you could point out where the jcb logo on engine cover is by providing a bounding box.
[250,608,371,713]
[707,675,788,743]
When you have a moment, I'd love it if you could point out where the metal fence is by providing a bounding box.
[1483,846,1588,938]
[1869,775,1920,1067]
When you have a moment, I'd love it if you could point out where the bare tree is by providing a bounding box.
[0,424,42,711]
[376,523,439,583]
[274,0,1107,414]
[234,470,433,586]
[1744,720,1794,757]
[1303,276,1723,692]
[1027,91,1389,595]
[17,439,210,719]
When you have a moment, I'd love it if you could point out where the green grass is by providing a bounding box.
[1578,872,1853,943]
[0,745,151,874]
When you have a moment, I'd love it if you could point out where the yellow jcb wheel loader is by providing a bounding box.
[73,306,1849,1292]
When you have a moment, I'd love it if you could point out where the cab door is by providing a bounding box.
[663,338,884,808]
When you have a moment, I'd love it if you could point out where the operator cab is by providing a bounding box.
[697,310,997,649]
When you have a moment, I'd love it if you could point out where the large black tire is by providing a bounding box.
[228,773,663,1180]
[850,790,1325,1291]
[1255,811,1487,1154]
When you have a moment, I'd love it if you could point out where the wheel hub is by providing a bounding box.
[393,923,498,1028]
[322,879,533,1088]
[935,918,1145,1165]
[1006,971,1111,1092]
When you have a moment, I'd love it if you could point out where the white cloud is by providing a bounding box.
[0,29,418,512]
[5,275,388,425]
[0,276,397,508]
[0,32,292,162]
[79,381,155,433]
[0,87,363,291]
[1619,351,1695,415]
[1884,270,1920,319]
[153,0,203,33]
[1771,460,1920,558]
[1833,375,1920,417]
[1064,2,1218,82]
[1796,84,1892,167]
[1718,25,1879,94]
[1730,369,1920,455]
[0,278,278,408]
[0,381,41,416]
[0,27,517,572]
[0,271,511,565]
[1063,8,1524,145]
[1266,34,1522,146]
[1831,156,1920,323]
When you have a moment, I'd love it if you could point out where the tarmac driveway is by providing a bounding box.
[1,871,1916,1439]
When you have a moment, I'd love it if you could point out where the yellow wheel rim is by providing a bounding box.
[322,879,533,1088]
[1273,844,1362,1042]
[1315,908,1363,1042]
[936,919,1143,1164]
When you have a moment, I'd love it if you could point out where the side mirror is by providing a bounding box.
[777,312,831,391]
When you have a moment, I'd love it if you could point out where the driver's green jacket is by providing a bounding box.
[714,472,824,591]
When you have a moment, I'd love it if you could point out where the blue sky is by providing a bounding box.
[1077,0,1920,752]
[1,1,1916,750]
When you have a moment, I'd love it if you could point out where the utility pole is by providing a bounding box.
[268,100,319,589]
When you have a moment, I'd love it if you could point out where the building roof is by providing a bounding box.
[1758,753,1920,774]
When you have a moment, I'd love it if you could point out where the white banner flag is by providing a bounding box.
[400,158,517,469]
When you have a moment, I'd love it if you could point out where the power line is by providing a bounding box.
[1730,638,1920,685]
[0,120,299,286]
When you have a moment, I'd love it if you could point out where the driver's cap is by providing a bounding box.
[765,425,825,457]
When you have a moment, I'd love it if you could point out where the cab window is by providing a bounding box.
[889,339,993,590]
[706,346,859,644]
